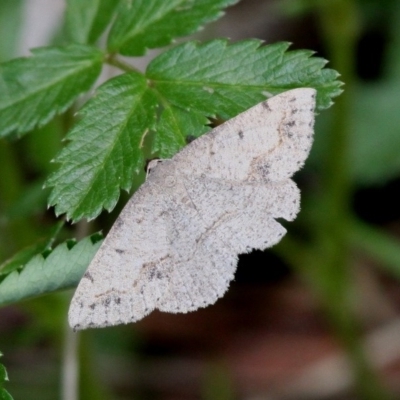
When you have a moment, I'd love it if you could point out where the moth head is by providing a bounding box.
[146,159,163,174]
[146,159,176,187]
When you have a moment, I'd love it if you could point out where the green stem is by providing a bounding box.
[105,54,141,73]
[309,1,393,398]
[317,0,356,213]
[62,321,79,400]
[78,331,112,400]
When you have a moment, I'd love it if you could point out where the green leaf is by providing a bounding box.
[0,240,51,276]
[0,352,13,400]
[0,44,103,138]
[344,2,400,184]
[0,0,24,62]
[107,0,238,56]
[153,105,210,158]
[0,222,63,276]
[0,234,102,306]
[350,83,400,185]
[47,72,157,221]
[0,364,7,385]
[66,0,122,44]
[148,40,342,157]
[148,40,341,115]
[0,389,13,400]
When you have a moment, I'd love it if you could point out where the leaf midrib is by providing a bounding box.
[152,79,293,91]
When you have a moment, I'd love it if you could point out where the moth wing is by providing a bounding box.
[69,175,226,329]
[68,183,173,330]
[156,177,301,314]
[68,88,316,329]
[173,88,316,183]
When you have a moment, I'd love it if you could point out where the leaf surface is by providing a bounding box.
[0,0,24,62]
[66,0,122,44]
[0,358,7,384]
[0,389,13,400]
[153,105,210,158]
[148,40,342,157]
[0,223,63,276]
[0,45,103,137]
[107,0,238,56]
[47,72,157,221]
[0,351,13,400]
[0,235,102,306]
[350,83,400,184]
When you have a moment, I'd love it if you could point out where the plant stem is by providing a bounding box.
[313,0,393,398]
[78,331,111,400]
[62,322,79,400]
[105,54,141,73]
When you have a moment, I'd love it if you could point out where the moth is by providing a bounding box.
[69,88,316,330]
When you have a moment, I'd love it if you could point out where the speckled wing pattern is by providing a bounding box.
[68,88,316,330]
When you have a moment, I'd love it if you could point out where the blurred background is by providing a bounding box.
[1,0,400,399]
